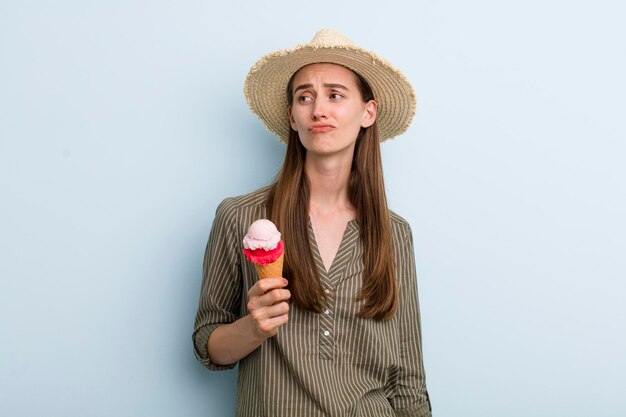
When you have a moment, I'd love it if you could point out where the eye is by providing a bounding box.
[330,92,343,100]
[297,95,313,103]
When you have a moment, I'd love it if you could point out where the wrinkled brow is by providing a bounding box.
[293,83,350,93]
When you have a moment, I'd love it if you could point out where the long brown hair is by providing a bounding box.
[267,68,398,320]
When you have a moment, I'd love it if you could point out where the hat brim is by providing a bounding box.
[245,44,416,143]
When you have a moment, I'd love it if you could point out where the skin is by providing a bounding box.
[208,277,290,365]
[288,63,377,164]
[208,63,377,365]
[290,63,377,271]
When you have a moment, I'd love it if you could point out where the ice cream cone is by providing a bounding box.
[254,253,284,279]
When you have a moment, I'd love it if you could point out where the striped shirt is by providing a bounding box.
[193,187,431,417]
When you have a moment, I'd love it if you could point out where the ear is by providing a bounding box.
[361,100,377,128]
[288,107,298,131]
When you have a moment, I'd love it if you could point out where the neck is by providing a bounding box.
[305,154,353,211]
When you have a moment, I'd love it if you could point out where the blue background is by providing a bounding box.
[1,1,625,416]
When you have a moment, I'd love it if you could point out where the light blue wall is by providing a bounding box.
[1,1,625,416]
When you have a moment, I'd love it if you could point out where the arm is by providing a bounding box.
[208,277,290,365]
[192,198,290,370]
[391,223,432,417]
[192,198,242,370]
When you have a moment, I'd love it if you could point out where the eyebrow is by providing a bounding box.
[293,83,350,93]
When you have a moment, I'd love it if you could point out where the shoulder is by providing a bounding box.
[388,210,417,283]
[388,209,413,239]
[215,185,271,216]
[213,185,271,237]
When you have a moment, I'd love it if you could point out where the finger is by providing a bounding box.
[247,290,290,314]
[248,278,287,298]
[264,300,289,318]
[261,288,291,306]
[249,302,288,325]
[257,278,288,294]
[256,313,289,336]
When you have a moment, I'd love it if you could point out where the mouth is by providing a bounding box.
[308,124,335,133]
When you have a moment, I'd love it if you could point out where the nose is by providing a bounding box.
[312,99,327,120]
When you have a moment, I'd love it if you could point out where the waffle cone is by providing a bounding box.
[254,253,284,279]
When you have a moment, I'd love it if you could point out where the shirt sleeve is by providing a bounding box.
[192,198,243,371]
[390,222,432,416]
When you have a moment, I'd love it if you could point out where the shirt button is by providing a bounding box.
[324,289,331,295]
[323,330,330,336]
[324,309,330,315]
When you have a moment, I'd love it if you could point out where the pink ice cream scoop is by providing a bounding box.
[243,219,285,271]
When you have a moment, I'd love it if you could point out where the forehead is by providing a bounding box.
[291,63,358,86]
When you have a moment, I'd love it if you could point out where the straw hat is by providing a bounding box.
[244,29,416,143]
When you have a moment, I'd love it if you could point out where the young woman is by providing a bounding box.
[193,29,431,417]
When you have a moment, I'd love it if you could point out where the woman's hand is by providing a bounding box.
[207,277,291,365]
[247,277,291,338]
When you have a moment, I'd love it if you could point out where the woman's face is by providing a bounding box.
[288,63,376,159]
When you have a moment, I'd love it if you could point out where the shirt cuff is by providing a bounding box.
[193,324,237,371]
[394,400,432,417]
